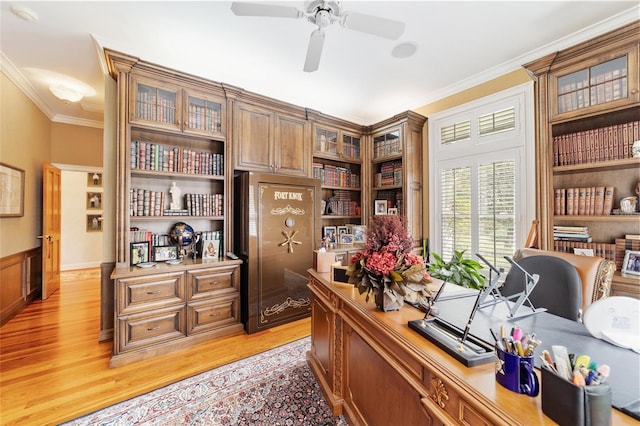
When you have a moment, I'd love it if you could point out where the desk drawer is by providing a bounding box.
[117,305,186,353]
[187,294,240,335]
[117,272,185,314]
[187,265,239,301]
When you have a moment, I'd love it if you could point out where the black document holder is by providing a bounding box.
[541,366,612,426]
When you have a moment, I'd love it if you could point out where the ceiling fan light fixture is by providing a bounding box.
[11,5,38,22]
[49,84,84,103]
[391,42,418,59]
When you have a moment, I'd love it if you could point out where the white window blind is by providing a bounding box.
[429,83,534,274]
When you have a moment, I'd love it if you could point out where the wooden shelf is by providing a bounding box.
[553,157,640,173]
[131,169,224,181]
[554,215,640,222]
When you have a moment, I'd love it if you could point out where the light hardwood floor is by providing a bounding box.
[0,270,311,425]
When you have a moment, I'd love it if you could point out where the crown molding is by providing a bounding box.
[418,6,639,108]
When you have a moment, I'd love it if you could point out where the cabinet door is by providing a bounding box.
[275,114,309,176]
[234,103,274,172]
[129,75,182,132]
[183,89,225,137]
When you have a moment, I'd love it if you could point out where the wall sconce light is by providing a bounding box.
[49,84,84,103]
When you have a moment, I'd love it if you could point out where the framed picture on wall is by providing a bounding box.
[87,172,102,187]
[86,192,102,210]
[86,214,102,232]
[130,241,150,266]
[0,162,25,217]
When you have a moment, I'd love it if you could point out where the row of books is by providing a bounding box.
[135,91,176,123]
[130,189,165,217]
[325,190,359,216]
[184,193,224,217]
[186,103,222,133]
[312,163,360,188]
[553,240,616,262]
[553,225,591,242]
[372,138,400,158]
[553,186,615,216]
[129,230,172,246]
[131,140,224,176]
[552,120,639,166]
[374,161,402,187]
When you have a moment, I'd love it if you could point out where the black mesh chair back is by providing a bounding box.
[500,255,583,321]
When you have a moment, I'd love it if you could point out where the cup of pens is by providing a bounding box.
[493,326,539,396]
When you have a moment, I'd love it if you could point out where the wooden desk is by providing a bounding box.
[307,269,636,425]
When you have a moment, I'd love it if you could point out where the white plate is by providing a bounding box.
[136,262,156,268]
[583,296,640,352]
[165,259,182,265]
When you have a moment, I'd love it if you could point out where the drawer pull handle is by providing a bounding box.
[146,291,160,295]
[209,312,221,317]
[147,325,160,331]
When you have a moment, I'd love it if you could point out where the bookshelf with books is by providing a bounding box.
[308,112,365,227]
[368,111,427,242]
[525,21,640,298]
[106,50,243,366]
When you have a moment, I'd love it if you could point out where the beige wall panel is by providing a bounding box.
[0,72,51,257]
[51,123,103,167]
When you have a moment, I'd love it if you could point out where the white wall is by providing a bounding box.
[60,168,103,270]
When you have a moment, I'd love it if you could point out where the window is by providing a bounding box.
[429,83,535,272]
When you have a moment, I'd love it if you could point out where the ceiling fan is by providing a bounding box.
[230,1,406,72]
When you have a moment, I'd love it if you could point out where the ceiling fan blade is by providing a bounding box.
[303,29,325,73]
[341,12,405,40]
[230,2,303,18]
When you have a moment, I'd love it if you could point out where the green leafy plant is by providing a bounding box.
[428,250,485,290]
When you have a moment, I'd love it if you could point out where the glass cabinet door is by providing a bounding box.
[315,127,338,155]
[131,80,180,131]
[185,94,223,135]
[372,129,401,159]
[342,134,361,161]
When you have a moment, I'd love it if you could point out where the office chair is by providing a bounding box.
[500,255,583,321]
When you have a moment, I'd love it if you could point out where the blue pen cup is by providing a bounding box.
[495,346,539,396]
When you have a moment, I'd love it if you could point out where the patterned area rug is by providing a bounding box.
[62,337,346,425]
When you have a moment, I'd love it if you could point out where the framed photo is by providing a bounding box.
[88,172,102,187]
[337,225,349,235]
[86,192,102,210]
[323,226,337,244]
[86,214,102,232]
[622,250,640,276]
[202,239,221,260]
[339,233,354,245]
[0,162,25,217]
[153,245,179,262]
[352,225,366,244]
[130,241,150,266]
[387,207,398,215]
[374,200,387,215]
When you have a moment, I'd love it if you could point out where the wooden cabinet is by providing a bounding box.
[308,112,365,235]
[233,101,310,176]
[111,262,242,367]
[106,50,243,366]
[524,21,640,298]
[367,111,427,242]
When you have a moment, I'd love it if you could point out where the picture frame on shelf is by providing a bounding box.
[0,162,25,217]
[375,200,387,215]
[339,233,354,245]
[323,226,337,244]
[387,207,398,215]
[153,245,179,262]
[202,238,221,260]
[337,225,349,235]
[86,192,102,210]
[86,214,102,232]
[130,241,150,266]
[622,250,640,276]
[88,172,102,187]
[352,225,366,244]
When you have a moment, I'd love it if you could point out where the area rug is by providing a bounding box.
[61,337,346,425]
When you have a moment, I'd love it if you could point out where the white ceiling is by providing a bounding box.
[1,1,638,128]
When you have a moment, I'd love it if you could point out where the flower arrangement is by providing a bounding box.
[346,215,434,310]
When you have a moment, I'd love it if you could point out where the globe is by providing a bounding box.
[169,222,194,247]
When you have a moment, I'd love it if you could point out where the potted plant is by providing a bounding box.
[428,250,485,290]
[346,215,435,311]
